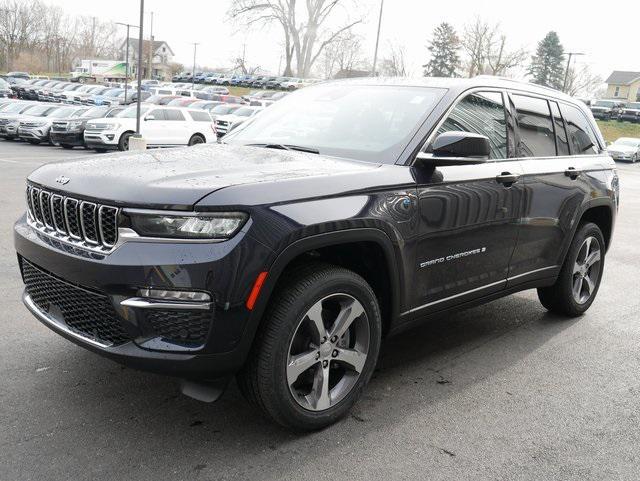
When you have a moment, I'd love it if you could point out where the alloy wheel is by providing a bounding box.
[572,236,602,304]
[287,293,369,411]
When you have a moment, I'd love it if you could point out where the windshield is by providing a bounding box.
[594,101,615,107]
[117,105,150,118]
[626,103,640,109]
[0,78,8,88]
[211,105,240,115]
[81,106,108,118]
[3,103,32,113]
[48,107,80,118]
[226,84,446,163]
[233,107,257,117]
[614,138,640,147]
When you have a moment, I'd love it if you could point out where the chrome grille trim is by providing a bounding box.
[79,201,99,245]
[26,184,119,252]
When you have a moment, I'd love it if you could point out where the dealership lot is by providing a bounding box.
[1,142,639,480]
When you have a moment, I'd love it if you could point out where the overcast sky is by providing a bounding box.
[45,0,638,79]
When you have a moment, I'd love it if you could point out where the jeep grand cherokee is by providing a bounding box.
[14,77,618,431]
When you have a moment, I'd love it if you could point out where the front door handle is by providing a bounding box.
[565,167,581,179]
[496,172,520,185]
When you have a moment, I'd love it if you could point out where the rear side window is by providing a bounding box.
[559,104,600,155]
[189,110,211,122]
[165,110,185,121]
[511,95,555,158]
[550,101,570,156]
[435,91,507,159]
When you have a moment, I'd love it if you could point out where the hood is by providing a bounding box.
[217,114,247,123]
[27,143,387,210]
[608,145,637,154]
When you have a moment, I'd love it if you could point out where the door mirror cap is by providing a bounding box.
[415,131,491,167]
[432,131,491,158]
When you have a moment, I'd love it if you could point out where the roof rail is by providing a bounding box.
[474,75,565,95]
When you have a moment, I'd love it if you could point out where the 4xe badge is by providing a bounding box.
[55,175,70,185]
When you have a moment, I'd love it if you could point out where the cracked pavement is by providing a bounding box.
[1,142,639,480]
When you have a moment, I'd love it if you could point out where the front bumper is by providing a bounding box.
[618,114,640,123]
[591,111,612,119]
[14,214,274,379]
[50,130,85,146]
[18,126,50,141]
[0,122,19,138]
[83,130,119,149]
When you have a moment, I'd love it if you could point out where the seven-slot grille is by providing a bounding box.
[51,121,68,132]
[26,184,119,250]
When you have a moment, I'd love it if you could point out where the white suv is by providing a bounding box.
[83,105,215,152]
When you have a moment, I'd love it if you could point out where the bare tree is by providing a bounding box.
[565,64,604,97]
[379,41,406,77]
[0,0,43,70]
[229,0,363,78]
[460,17,526,78]
[321,31,364,79]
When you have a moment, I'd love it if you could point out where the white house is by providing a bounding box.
[120,38,175,80]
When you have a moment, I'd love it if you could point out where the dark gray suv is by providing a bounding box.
[15,77,618,430]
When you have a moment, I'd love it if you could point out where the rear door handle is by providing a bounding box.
[565,167,581,179]
[496,172,520,185]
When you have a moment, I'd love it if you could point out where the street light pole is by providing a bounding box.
[191,42,199,89]
[563,52,585,93]
[371,0,384,76]
[116,22,139,105]
[135,0,145,136]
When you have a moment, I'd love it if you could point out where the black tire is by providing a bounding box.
[538,222,605,317]
[60,144,74,149]
[237,262,382,431]
[118,131,132,151]
[95,148,108,153]
[27,139,40,145]
[188,134,205,146]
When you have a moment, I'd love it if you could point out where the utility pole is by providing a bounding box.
[116,22,139,105]
[135,0,145,136]
[563,52,584,93]
[371,0,384,76]
[191,42,199,89]
[147,11,154,79]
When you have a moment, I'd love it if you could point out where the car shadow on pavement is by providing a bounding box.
[19,291,580,478]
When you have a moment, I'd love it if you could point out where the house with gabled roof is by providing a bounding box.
[605,71,640,102]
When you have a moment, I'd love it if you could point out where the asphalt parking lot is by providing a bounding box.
[1,141,639,481]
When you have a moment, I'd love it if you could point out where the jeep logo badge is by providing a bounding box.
[55,175,70,185]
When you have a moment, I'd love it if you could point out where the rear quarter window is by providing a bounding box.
[559,103,600,155]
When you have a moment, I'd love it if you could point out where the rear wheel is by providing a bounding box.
[538,222,605,317]
[237,263,382,431]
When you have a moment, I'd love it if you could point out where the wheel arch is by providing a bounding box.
[247,228,403,341]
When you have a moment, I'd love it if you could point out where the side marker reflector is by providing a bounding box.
[246,271,268,310]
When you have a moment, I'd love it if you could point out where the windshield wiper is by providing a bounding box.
[247,143,319,154]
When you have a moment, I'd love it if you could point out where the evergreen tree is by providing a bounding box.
[528,31,565,89]
[423,22,460,77]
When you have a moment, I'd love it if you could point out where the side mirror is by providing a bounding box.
[144,114,155,121]
[415,131,490,167]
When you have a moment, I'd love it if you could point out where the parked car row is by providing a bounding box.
[590,99,640,123]
[172,71,321,90]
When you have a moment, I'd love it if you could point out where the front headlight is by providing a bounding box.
[128,212,248,239]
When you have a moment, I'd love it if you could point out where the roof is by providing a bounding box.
[605,71,640,85]
[122,38,174,56]
[327,75,576,102]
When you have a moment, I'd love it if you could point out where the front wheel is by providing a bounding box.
[118,132,132,151]
[237,263,382,431]
[188,134,205,146]
[538,222,605,317]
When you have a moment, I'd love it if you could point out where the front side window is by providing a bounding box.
[434,91,507,159]
[512,94,556,158]
[559,103,600,155]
